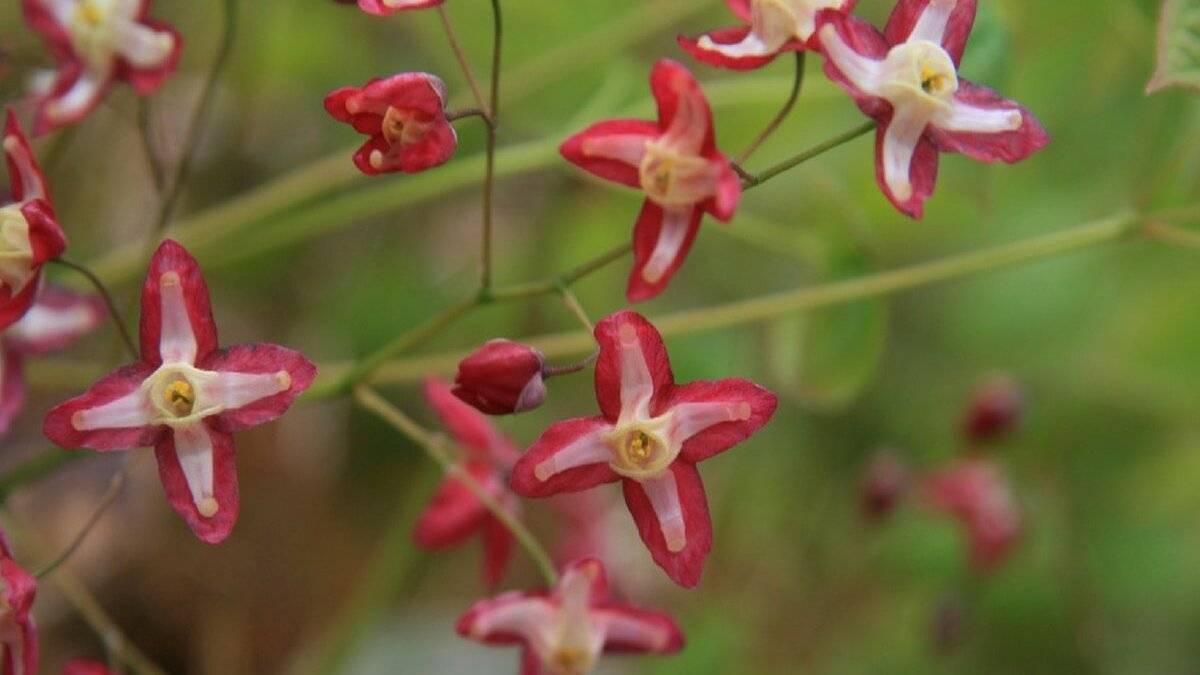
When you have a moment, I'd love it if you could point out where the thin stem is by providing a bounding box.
[437,5,488,115]
[479,0,503,291]
[737,51,805,164]
[34,455,138,578]
[543,350,598,378]
[52,257,138,360]
[1143,220,1200,251]
[446,107,488,122]
[489,241,632,301]
[742,121,875,189]
[353,386,558,586]
[136,100,166,193]
[557,286,594,333]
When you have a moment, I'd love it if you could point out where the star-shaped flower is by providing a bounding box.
[813,0,1049,217]
[354,0,444,16]
[560,60,742,302]
[0,529,37,675]
[43,240,316,543]
[324,73,458,175]
[679,0,856,70]
[511,311,777,587]
[1,110,65,331]
[457,558,684,675]
[21,0,182,135]
[924,458,1021,571]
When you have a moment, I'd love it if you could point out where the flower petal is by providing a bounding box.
[593,311,675,422]
[596,604,685,654]
[0,348,25,437]
[665,379,778,463]
[678,27,796,71]
[413,461,492,549]
[457,591,555,646]
[198,343,317,434]
[425,378,519,465]
[0,555,38,675]
[356,0,445,17]
[481,515,516,588]
[621,462,712,588]
[650,60,715,157]
[43,363,162,451]
[3,110,49,203]
[884,0,977,66]
[627,202,703,304]
[154,422,239,544]
[560,120,660,189]
[814,12,888,102]
[929,80,1050,163]
[5,285,105,356]
[510,417,617,498]
[118,19,183,95]
[37,69,110,135]
[726,0,752,22]
[140,240,218,367]
[874,109,939,218]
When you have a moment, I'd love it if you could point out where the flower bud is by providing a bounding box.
[861,449,909,520]
[962,375,1024,443]
[453,339,547,415]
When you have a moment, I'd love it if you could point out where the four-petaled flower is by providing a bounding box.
[1,110,65,331]
[511,311,777,587]
[0,528,37,675]
[457,558,684,675]
[813,0,1049,217]
[679,0,856,70]
[22,0,182,135]
[923,458,1021,571]
[454,339,547,416]
[325,73,458,175]
[354,0,444,17]
[560,60,742,302]
[43,240,316,544]
[1,285,105,437]
[416,379,522,587]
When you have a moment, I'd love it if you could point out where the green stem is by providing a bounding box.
[742,121,875,188]
[136,100,166,193]
[34,456,137,578]
[437,5,488,114]
[737,52,805,164]
[480,0,503,291]
[1143,220,1200,251]
[488,241,632,301]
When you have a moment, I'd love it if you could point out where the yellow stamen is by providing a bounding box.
[163,379,195,417]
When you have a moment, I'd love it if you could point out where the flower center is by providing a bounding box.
[638,139,716,207]
[381,106,432,147]
[878,40,959,107]
[607,421,676,480]
[162,377,196,417]
[71,0,119,68]
[145,364,218,426]
[548,646,593,675]
[0,206,34,293]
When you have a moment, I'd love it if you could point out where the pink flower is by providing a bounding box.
[812,0,1049,217]
[21,0,182,135]
[924,459,1021,571]
[453,339,547,416]
[560,61,742,302]
[679,0,856,70]
[43,240,316,544]
[324,73,457,175]
[62,661,109,675]
[510,311,777,587]
[416,379,522,587]
[0,529,37,675]
[1,285,106,437]
[457,558,684,674]
[354,0,444,16]
[1,110,66,331]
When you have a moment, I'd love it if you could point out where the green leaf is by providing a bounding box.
[1147,0,1200,93]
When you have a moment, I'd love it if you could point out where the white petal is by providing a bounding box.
[668,399,752,444]
[174,422,216,514]
[933,99,1023,134]
[580,134,649,168]
[202,369,290,412]
[641,206,692,286]
[533,427,613,482]
[158,271,197,364]
[817,24,882,96]
[642,472,686,553]
[10,300,96,347]
[616,321,655,422]
[1,135,45,203]
[73,388,154,431]
[113,20,175,68]
[881,104,930,202]
[463,594,555,642]
[907,0,956,46]
[597,608,675,652]
[658,74,709,156]
[45,71,107,124]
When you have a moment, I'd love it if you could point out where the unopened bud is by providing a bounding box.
[861,450,909,520]
[963,375,1023,443]
[453,339,547,415]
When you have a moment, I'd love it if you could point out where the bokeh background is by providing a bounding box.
[2,0,1200,672]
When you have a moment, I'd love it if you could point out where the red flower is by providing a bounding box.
[355,0,444,16]
[1,110,65,331]
[510,311,777,587]
[924,459,1021,571]
[962,374,1023,443]
[324,73,457,175]
[21,0,182,135]
[679,0,856,70]
[457,558,684,674]
[416,379,522,587]
[812,0,1049,217]
[0,529,37,675]
[63,661,109,675]
[43,240,316,544]
[453,339,547,416]
[560,61,742,302]
[1,285,105,437]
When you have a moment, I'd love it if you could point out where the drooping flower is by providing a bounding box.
[812,0,1049,217]
[21,0,182,135]
[43,240,316,544]
[560,61,742,302]
[511,311,777,587]
[1,110,65,331]
[457,558,684,674]
[962,374,1023,443]
[453,339,547,416]
[1,285,106,437]
[354,0,444,16]
[324,73,457,175]
[0,529,37,675]
[416,379,522,587]
[923,458,1021,571]
[678,0,856,70]
[62,661,109,675]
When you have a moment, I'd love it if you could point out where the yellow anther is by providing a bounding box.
[163,378,195,417]
[628,431,652,460]
[551,647,589,674]
[80,0,103,25]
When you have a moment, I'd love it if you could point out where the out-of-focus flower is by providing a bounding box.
[923,458,1021,571]
[354,0,444,16]
[416,379,522,587]
[1,110,66,331]
[453,339,547,416]
[43,240,316,544]
[324,73,457,175]
[0,529,37,675]
[679,0,856,70]
[511,311,777,587]
[62,661,109,675]
[962,374,1023,443]
[457,558,684,674]
[813,0,1049,217]
[861,449,909,520]
[1,285,105,437]
[561,60,741,302]
[21,0,182,135]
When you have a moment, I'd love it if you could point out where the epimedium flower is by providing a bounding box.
[324,73,457,176]
[1,285,106,437]
[560,60,742,303]
[354,0,444,16]
[678,0,857,70]
[416,379,522,587]
[0,529,37,675]
[454,339,547,416]
[510,311,777,587]
[457,558,684,675]
[21,0,182,136]
[923,458,1021,571]
[43,240,316,544]
[1,110,65,331]
[812,0,1049,218]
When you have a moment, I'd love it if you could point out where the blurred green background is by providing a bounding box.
[2,0,1200,673]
